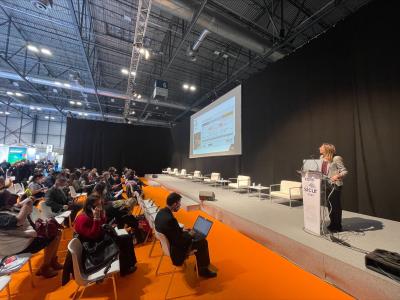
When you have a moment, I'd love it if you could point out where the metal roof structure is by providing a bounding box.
[0,0,372,128]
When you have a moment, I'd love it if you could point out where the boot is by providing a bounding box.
[36,265,58,278]
[51,256,63,270]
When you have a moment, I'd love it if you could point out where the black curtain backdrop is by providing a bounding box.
[170,0,400,221]
[64,118,173,176]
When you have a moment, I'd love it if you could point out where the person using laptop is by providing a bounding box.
[155,192,217,278]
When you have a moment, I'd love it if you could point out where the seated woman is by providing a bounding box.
[74,194,137,275]
[27,173,48,200]
[0,187,62,278]
[92,182,138,231]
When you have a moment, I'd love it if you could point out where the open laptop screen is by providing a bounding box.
[193,216,213,237]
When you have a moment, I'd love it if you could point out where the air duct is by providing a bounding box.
[153,0,284,61]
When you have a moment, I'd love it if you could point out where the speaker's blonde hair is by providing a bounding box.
[322,143,336,162]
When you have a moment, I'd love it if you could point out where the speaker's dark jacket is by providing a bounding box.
[155,207,191,266]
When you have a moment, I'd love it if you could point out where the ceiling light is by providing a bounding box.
[54,81,62,86]
[36,107,42,111]
[131,71,136,76]
[50,117,55,120]
[0,112,3,114]
[69,101,75,105]
[30,106,36,110]
[64,83,71,88]
[190,85,196,91]
[137,94,141,99]
[45,116,49,119]
[121,68,129,75]
[183,84,189,90]
[133,93,137,97]
[78,112,83,116]
[40,48,52,56]
[76,101,82,106]
[213,50,220,55]
[15,92,23,97]
[130,111,135,115]
[144,49,150,60]
[6,91,14,95]
[5,112,10,115]
[27,45,39,52]
[139,48,145,55]
[84,113,88,116]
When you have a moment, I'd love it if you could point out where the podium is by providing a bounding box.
[300,170,326,235]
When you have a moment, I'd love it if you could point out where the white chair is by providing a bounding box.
[188,170,202,181]
[38,201,57,219]
[270,180,302,207]
[69,186,87,200]
[178,169,187,178]
[0,253,34,288]
[172,168,179,176]
[162,167,171,174]
[0,275,11,300]
[228,175,251,191]
[68,238,119,300]
[154,230,198,299]
[203,173,221,185]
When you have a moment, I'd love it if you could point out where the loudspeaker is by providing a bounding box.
[199,191,215,201]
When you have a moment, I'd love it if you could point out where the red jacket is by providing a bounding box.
[74,213,106,241]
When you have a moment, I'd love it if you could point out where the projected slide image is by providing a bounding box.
[193,96,235,155]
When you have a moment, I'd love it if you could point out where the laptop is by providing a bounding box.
[190,216,213,241]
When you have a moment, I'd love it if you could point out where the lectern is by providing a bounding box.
[300,170,325,235]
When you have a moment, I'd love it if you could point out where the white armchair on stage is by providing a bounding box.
[178,169,187,177]
[269,180,302,207]
[228,175,251,191]
[203,172,221,185]
[172,168,179,176]
[162,167,171,174]
[187,170,202,181]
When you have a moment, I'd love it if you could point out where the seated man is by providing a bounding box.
[45,175,81,221]
[155,192,216,278]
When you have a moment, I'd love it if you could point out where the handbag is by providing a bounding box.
[81,232,119,274]
[28,216,63,239]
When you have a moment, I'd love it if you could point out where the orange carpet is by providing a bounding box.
[0,184,353,300]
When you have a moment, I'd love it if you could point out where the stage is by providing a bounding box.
[151,174,400,299]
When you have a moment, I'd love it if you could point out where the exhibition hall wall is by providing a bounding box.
[170,0,400,221]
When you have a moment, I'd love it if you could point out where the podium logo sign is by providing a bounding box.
[302,175,321,235]
[304,182,317,194]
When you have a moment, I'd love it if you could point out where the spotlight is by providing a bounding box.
[5,112,10,115]
[40,48,52,56]
[30,106,36,110]
[189,85,196,91]
[36,107,42,111]
[78,112,83,116]
[130,111,135,115]
[137,94,141,99]
[76,102,82,106]
[121,68,129,75]
[183,84,189,90]
[139,48,145,55]
[144,49,150,60]
[27,45,39,52]
[69,101,75,105]
[131,71,136,76]
[6,91,14,96]
[54,81,62,86]
[50,117,55,120]
[84,113,88,116]
[63,83,71,88]
[45,116,49,119]
[15,92,23,97]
